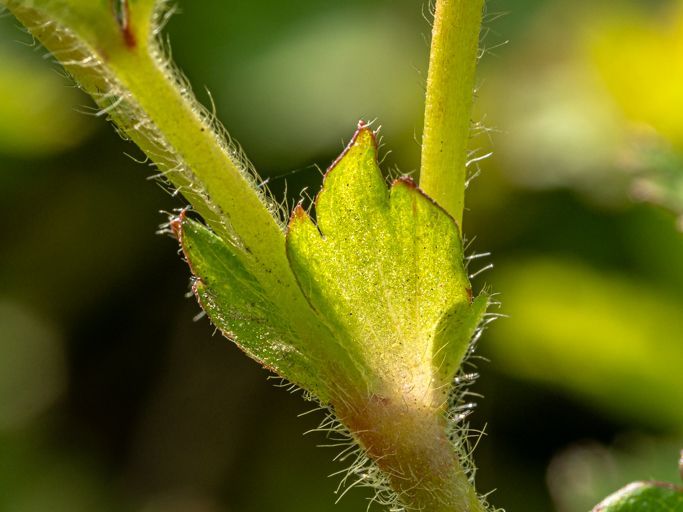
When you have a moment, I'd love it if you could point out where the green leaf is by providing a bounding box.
[285,123,488,512]
[3,0,368,402]
[592,482,683,512]
[176,214,367,404]
[177,124,489,511]
[176,125,488,410]
[286,122,487,411]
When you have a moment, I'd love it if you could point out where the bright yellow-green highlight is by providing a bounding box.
[489,259,683,430]
[287,125,486,408]
[589,7,683,149]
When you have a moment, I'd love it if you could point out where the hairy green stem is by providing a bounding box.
[1,1,336,383]
[339,396,487,512]
[3,1,286,272]
[3,0,283,259]
[412,1,488,509]
[3,2,491,509]
[420,0,484,227]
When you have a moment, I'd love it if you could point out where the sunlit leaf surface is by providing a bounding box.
[287,123,486,407]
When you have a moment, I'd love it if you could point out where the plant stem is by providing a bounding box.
[4,0,302,319]
[420,0,484,227]
[339,396,488,512]
[2,2,352,400]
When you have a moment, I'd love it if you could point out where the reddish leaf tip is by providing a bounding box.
[391,176,418,189]
[287,203,311,233]
[325,121,378,177]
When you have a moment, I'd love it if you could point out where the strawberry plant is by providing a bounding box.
[1,0,681,510]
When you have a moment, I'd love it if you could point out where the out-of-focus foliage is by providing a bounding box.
[477,0,683,226]
[476,3,630,203]
[169,1,427,172]
[630,147,683,231]
[0,19,93,156]
[0,301,65,430]
[589,6,683,149]
[0,0,682,511]
[0,433,125,512]
[221,6,425,166]
[589,5,683,227]
[487,259,683,430]
[548,437,683,512]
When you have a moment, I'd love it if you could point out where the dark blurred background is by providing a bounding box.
[0,0,682,511]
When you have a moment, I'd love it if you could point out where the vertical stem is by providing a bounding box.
[338,396,488,512]
[419,0,484,227]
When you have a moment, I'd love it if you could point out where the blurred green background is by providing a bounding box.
[0,0,682,511]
